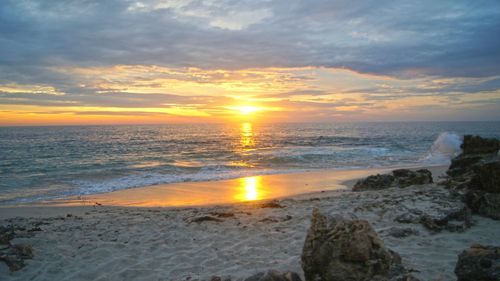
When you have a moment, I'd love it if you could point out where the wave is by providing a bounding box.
[423,132,462,164]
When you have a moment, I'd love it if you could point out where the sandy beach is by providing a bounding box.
[2,164,500,281]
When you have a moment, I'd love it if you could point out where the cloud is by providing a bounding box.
[1,0,500,123]
[1,0,499,78]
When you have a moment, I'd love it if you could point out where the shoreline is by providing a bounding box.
[0,164,448,219]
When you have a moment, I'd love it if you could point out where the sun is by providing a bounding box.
[231,105,261,115]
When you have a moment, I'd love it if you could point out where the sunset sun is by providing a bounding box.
[231,105,262,115]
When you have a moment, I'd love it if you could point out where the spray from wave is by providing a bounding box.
[424,132,462,164]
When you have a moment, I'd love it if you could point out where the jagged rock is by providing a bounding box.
[0,226,14,245]
[474,161,500,194]
[0,243,34,271]
[391,275,421,281]
[461,135,500,155]
[394,204,472,232]
[394,213,421,224]
[260,201,285,209]
[384,227,420,238]
[447,155,483,178]
[353,169,433,191]
[208,276,232,281]
[244,269,302,281]
[0,224,34,272]
[444,135,500,220]
[209,212,235,218]
[465,191,500,220]
[392,169,433,187]
[301,209,404,281]
[190,216,224,223]
[454,244,500,281]
[353,174,395,191]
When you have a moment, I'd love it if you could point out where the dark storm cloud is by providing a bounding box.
[1,0,500,78]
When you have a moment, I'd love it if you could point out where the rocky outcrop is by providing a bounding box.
[460,135,500,155]
[0,225,34,271]
[301,209,407,281]
[393,202,472,232]
[454,244,500,281]
[442,135,500,220]
[353,169,433,191]
[244,270,302,281]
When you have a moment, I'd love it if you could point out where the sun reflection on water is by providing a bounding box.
[240,122,254,148]
[235,176,262,201]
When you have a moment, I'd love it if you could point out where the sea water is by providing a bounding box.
[1,122,499,204]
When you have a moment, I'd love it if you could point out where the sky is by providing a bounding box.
[1,0,500,125]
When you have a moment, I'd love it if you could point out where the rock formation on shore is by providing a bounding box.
[454,244,500,281]
[353,169,433,191]
[243,269,302,281]
[0,226,34,271]
[301,209,414,281]
[442,135,500,220]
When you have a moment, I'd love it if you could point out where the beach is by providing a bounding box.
[3,164,500,281]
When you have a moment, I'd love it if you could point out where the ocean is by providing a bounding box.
[1,122,499,204]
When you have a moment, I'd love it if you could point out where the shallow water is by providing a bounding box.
[1,121,499,204]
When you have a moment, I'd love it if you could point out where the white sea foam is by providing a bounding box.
[424,132,462,164]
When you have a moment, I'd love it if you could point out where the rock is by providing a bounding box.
[353,169,433,191]
[447,155,483,178]
[394,204,472,232]
[353,174,395,191]
[461,135,500,155]
[474,161,500,194]
[385,227,419,238]
[301,209,404,281]
[190,216,224,223]
[420,205,472,232]
[444,135,500,220]
[391,275,421,281]
[259,215,292,223]
[454,244,500,281]
[0,226,14,245]
[394,213,421,224]
[392,169,433,187]
[209,212,235,218]
[0,243,34,271]
[244,270,302,281]
[465,191,500,220]
[208,276,232,281]
[260,201,285,208]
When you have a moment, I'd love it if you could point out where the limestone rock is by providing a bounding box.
[353,174,395,191]
[0,226,14,245]
[444,135,500,220]
[244,269,302,281]
[461,135,500,155]
[454,244,500,281]
[474,161,500,194]
[353,169,433,191]
[465,191,500,220]
[301,208,403,281]
[0,243,34,272]
[260,201,285,209]
[394,203,472,232]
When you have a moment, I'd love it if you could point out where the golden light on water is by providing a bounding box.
[240,122,254,148]
[235,176,262,201]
